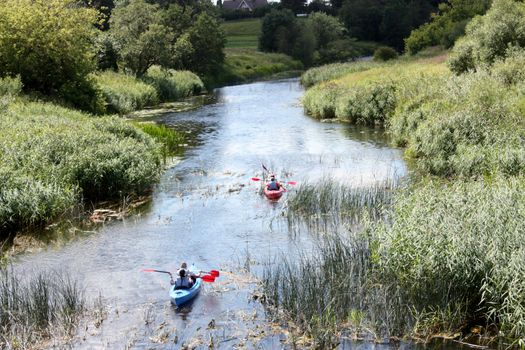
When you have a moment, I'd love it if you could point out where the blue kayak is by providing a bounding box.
[169,278,202,306]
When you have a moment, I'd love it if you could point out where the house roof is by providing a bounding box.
[222,0,268,10]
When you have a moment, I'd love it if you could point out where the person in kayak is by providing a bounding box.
[171,262,200,289]
[267,174,281,191]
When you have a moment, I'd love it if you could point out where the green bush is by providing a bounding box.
[373,46,398,61]
[448,0,525,74]
[0,101,162,234]
[94,71,159,114]
[0,0,99,111]
[144,66,203,101]
[378,178,525,341]
[404,0,491,55]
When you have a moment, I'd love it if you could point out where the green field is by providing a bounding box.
[222,18,261,49]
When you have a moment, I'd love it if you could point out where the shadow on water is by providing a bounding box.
[4,78,461,349]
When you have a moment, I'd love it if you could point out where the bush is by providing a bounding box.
[373,46,398,61]
[0,101,162,233]
[448,0,525,74]
[143,66,203,102]
[94,71,159,114]
[404,0,491,55]
[0,0,98,109]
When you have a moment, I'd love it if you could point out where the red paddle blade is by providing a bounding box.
[201,275,215,282]
[142,269,155,272]
[251,177,260,181]
[209,270,220,277]
[287,181,297,185]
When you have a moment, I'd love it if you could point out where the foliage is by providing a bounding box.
[110,0,225,77]
[144,66,203,101]
[94,71,159,114]
[339,0,439,51]
[0,268,85,348]
[0,100,161,233]
[209,48,303,86]
[308,12,345,49]
[281,0,307,14]
[405,0,491,55]
[0,0,100,111]
[259,9,296,53]
[373,46,399,61]
[110,0,172,76]
[301,60,380,87]
[448,0,525,74]
[184,13,226,76]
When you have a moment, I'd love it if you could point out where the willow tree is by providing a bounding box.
[0,0,100,110]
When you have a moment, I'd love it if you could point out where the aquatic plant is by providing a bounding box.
[94,71,159,114]
[0,100,162,235]
[0,267,85,348]
[143,66,204,102]
[133,122,186,159]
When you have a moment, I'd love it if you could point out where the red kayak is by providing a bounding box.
[263,184,285,200]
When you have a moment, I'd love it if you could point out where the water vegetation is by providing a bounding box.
[264,0,525,346]
[0,78,163,236]
[0,267,85,348]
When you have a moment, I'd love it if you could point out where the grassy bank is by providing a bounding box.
[94,67,204,115]
[0,76,185,236]
[264,16,525,344]
[209,48,303,87]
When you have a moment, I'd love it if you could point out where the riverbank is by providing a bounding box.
[261,37,525,348]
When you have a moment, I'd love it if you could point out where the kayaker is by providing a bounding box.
[267,174,281,191]
[171,262,200,289]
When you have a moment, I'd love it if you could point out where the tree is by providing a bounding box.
[259,9,296,52]
[339,0,382,41]
[185,13,226,75]
[110,0,174,76]
[308,12,345,49]
[281,0,307,14]
[0,0,100,109]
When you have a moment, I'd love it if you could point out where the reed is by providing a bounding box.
[0,100,162,235]
[0,267,84,347]
[286,178,394,227]
[94,71,159,114]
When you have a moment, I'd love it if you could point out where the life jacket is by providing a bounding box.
[268,180,280,190]
[175,269,191,289]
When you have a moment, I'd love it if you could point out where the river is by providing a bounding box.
[14,79,408,349]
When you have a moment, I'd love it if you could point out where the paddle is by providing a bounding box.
[200,269,220,277]
[142,269,216,282]
[251,177,296,186]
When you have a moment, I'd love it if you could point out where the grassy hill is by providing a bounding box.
[222,18,262,49]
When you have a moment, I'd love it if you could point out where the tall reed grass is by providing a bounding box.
[265,177,525,345]
[286,178,394,227]
[144,66,203,102]
[94,71,159,114]
[0,101,162,235]
[0,267,84,348]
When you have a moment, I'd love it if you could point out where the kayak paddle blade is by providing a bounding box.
[201,275,215,282]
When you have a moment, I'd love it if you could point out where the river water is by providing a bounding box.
[14,79,409,349]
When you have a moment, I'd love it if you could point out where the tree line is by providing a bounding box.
[0,0,225,112]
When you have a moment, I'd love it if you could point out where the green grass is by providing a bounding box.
[209,48,303,86]
[222,19,262,49]
[0,267,84,348]
[132,122,185,159]
[94,71,159,114]
[0,100,162,235]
